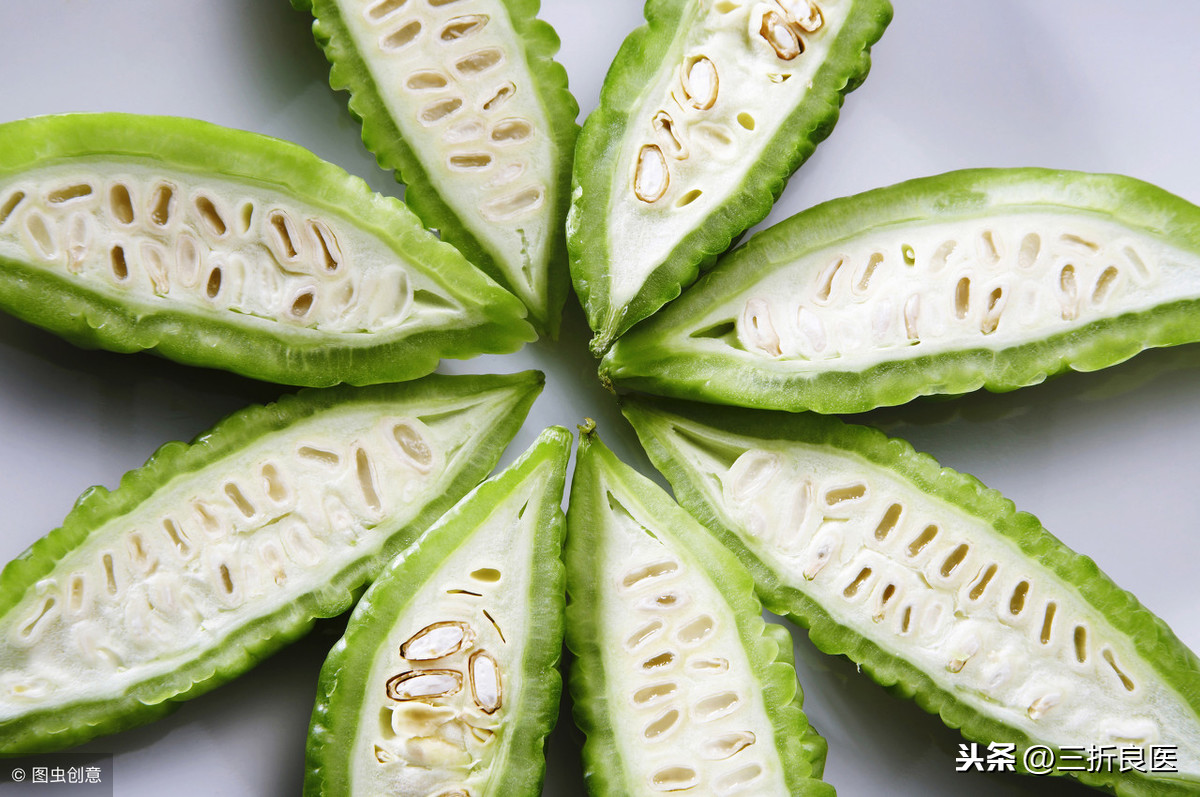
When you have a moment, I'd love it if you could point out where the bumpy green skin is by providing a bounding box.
[0,371,542,754]
[305,426,570,797]
[0,114,535,386]
[623,394,1200,797]
[569,0,891,354]
[565,428,832,797]
[294,0,578,338]
[602,168,1200,412]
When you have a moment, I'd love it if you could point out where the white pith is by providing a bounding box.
[0,389,516,722]
[596,479,790,796]
[349,467,551,796]
[663,419,1200,776]
[0,163,468,335]
[605,0,847,312]
[699,211,1200,370]
[336,0,557,305]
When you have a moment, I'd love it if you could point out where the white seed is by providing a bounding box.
[780,0,823,31]
[634,144,669,203]
[140,241,171,295]
[400,620,476,661]
[797,305,828,352]
[740,298,781,356]
[681,55,719,110]
[760,9,802,60]
[469,650,502,713]
[903,294,921,341]
[386,669,463,701]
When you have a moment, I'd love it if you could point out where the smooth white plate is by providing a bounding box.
[2,2,1199,795]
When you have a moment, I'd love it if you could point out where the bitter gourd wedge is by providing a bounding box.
[0,113,534,387]
[0,370,542,755]
[293,0,578,338]
[568,0,891,354]
[305,425,570,797]
[601,168,1200,413]
[565,424,832,797]
[623,394,1200,796]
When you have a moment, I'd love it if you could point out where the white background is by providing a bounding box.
[2,1,1199,794]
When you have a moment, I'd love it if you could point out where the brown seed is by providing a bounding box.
[386,669,463,701]
[400,620,476,661]
[760,9,803,60]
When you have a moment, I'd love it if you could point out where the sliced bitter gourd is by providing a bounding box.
[624,394,1200,796]
[565,424,832,797]
[305,425,570,797]
[569,0,891,354]
[294,0,578,337]
[602,168,1200,413]
[0,371,542,754]
[0,113,533,387]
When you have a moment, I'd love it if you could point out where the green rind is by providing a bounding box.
[565,429,832,797]
[304,426,571,797]
[602,168,1200,413]
[0,371,543,755]
[0,113,535,386]
[568,0,892,354]
[623,394,1200,797]
[295,0,579,338]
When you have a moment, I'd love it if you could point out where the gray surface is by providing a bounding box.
[1,1,1199,794]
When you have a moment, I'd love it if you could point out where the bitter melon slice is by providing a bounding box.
[624,394,1200,796]
[0,371,541,753]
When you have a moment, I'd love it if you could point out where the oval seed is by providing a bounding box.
[634,145,669,203]
[760,10,803,60]
[681,55,718,110]
[400,620,475,661]
[469,650,502,713]
[386,669,463,701]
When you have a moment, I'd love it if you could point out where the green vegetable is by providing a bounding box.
[624,394,1200,796]
[305,426,570,797]
[568,0,891,354]
[602,168,1200,413]
[0,371,542,754]
[294,0,579,337]
[0,113,534,387]
[566,424,832,796]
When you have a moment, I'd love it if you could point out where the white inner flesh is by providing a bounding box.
[0,389,518,721]
[604,0,848,311]
[0,163,466,335]
[596,482,790,796]
[710,211,1200,369]
[338,0,557,302]
[663,420,1200,776]
[351,468,551,796]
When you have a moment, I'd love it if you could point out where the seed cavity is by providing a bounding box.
[717,763,764,793]
[401,620,474,662]
[825,483,866,505]
[627,619,664,651]
[741,298,780,356]
[873,583,897,621]
[653,111,687,159]
[782,0,823,31]
[382,20,422,50]
[1093,266,1119,303]
[875,503,901,540]
[651,766,698,792]
[175,232,201,286]
[843,567,872,598]
[900,605,913,634]
[1061,233,1099,252]
[1059,264,1078,319]
[149,184,174,226]
[1039,602,1056,644]
[1018,232,1040,268]
[904,294,921,341]
[856,252,883,291]
[930,240,957,271]
[981,286,1005,334]
[695,691,740,721]
[760,9,802,59]
[386,669,462,701]
[642,651,676,671]
[421,97,464,125]
[289,289,315,320]
[140,241,170,294]
[681,55,718,110]
[482,81,515,111]
[224,482,255,518]
[162,518,190,556]
[643,708,680,740]
[456,48,503,76]
[1028,693,1059,720]
[440,14,487,41]
[979,230,1000,264]
[110,245,129,281]
[366,0,407,19]
[1123,246,1150,279]
[18,596,57,641]
[1009,580,1030,615]
[218,563,235,594]
[703,731,755,760]
[393,421,434,471]
[298,445,340,466]
[469,650,502,713]
[407,70,448,90]
[0,191,26,226]
[194,194,226,236]
[954,277,971,319]
[688,656,729,674]
[639,590,684,610]
[1074,625,1088,663]
[940,544,969,578]
[634,144,669,203]
[634,682,677,706]
[483,609,504,642]
[24,212,56,258]
[676,614,715,645]
[1102,648,1135,691]
[480,185,542,220]
[796,306,826,351]
[491,118,532,144]
[354,448,381,511]
[906,525,937,557]
[48,183,93,204]
[267,210,300,262]
[968,563,997,601]
[622,560,679,590]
